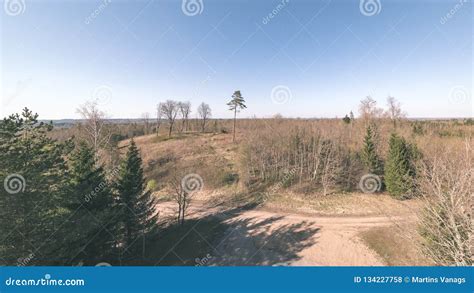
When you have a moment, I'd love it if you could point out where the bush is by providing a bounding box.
[146,179,157,191]
[411,122,424,135]
[221,173,239,185]
[418,143,473,265]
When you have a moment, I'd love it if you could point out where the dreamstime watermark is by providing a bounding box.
[195,253,213,266]
[271,85,292,105]
[3,0,26,16]
[84,0,112,25]
[359,174,382,193]
[262,167,297,202]
[262,0,290,25]
[449,86,470,105]
[17,253,35,266]
[5,274,85,287]
[359,0,381,17]
[181,173,204,194]
[92,85,113,106]
[3,173,26,194]
[440,0,468,25]
[269,168,297,194]
[181,0,204,16]
[83,167,119,203]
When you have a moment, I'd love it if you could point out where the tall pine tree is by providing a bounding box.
[227,90,247,142]
[115,139,158,253]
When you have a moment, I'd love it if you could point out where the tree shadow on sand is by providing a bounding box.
[127,203,320,266]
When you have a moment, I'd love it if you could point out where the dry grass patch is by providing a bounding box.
[122,133,241,197]
[262,192,422,217]
[359,225,432,266]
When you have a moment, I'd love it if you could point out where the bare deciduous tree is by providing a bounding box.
[197,102,211,133]
[418,140,473,266]
[76,101,111,161]
[358,96,383,125]
[170,174,195,225]
[160,100,179,137]
[156,103,163,135]
[386,96,405,128]
[319,140,343,196]
[178,101,191,132]
[141,112,151,135]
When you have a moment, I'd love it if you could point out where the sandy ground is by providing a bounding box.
[156,200,414,266]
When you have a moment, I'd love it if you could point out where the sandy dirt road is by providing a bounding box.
[157,201,412,266]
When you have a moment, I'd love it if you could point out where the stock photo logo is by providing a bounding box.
[359,0,381,17]
[181,0,204,16]
[440,0,468,25]
[262,0,290,25]
[3,173,26,194]
[449,86,470,105]
[3,0,26,16]
[92,85,113,106]
[271,85,292,105]
[181,173,204,194]
[84,0,112,25]
[359,174,382,194]
[17,253,35,266]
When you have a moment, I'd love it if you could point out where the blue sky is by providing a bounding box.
[1,0,472,119]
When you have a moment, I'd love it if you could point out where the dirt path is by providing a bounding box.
[157,201,411,266]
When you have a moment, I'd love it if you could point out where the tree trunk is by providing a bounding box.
[232,108,237,142]
[168,122,173,138]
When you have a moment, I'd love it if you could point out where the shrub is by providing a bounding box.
[221,172,239,185]
[411,122,424,135]
[146,179,157,191]
[418,142,473,265]
[342,115,351,124]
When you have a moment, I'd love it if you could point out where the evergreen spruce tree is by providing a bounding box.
[384,133,418,199]
[0,108,72,265]
[65,142,118,264]
[115,139,158,253]
[361,124,383,175]
[342,115,351,124]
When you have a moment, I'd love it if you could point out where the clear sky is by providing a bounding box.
[1,0,472,119]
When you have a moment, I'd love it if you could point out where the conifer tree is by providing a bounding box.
[227,90,247,142]
[361,124,383,176]
[384,133,418,199]
[342,115,351,124]
[115,139,158,252]
[65,142,118,264]
[0,108,72,265]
